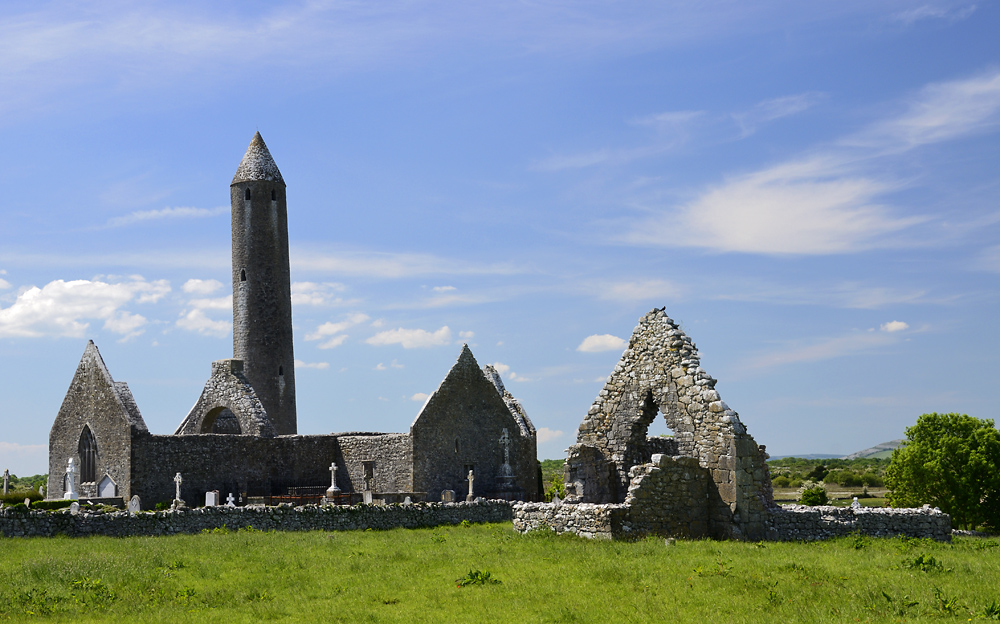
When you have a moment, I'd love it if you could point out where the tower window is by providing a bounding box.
[278,365,284,376]
[244,188,251,200]
[240,269,246,282]
[271,189,276,201]
[78,426,97,483]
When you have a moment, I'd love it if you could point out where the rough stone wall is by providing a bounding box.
[624,454,715,538]
[768,505,952,541]
[568,308,773,539]
[0,500,513,538]
[47,342,147,501]
[129,433,413,506]
[173,359,275,437]
[511,502,627,539]
[231,132,296,436]
[411,346,539,501]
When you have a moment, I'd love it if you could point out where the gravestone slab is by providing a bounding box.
[441,490,455,502]
[70,502,80,515]
[362,491,373,504]
[128,495,141,515]
[205,491,218,507]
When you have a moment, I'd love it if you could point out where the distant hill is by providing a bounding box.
[767,453,843,460]
[843,439,904,460]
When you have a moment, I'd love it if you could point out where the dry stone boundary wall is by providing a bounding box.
[0,500,512,539]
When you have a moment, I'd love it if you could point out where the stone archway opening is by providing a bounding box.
[201,406,243,434]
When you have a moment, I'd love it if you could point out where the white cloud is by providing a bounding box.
[590,279,681,302]
[367,326,452,349]
[713,281,933,309]
[176,309,231,337]
[293,248,522,278]
[182,278,223,295]
[459,330,474,339]
[732,92,826,137]
[577,334,627,353]
[490,362,511,375]
[749,331,901,369]
[0,278,10,290]
[103,206,228,228]
[187,295,232,310]
[410,392,430,402]
[375,363,387,371]
[294,359,330,370]
[536,427,564,443]
[305,312,370,349]
[880,320,909,333]
[291,281,349,306]
[0,277,168,339]
[891,4,976,25]
[432,285,456,292]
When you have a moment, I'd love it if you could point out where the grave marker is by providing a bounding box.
[466,469,475,502]
[128,495,141,515]
[226,493,236,507]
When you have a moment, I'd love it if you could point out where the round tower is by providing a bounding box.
[230,132,296,435]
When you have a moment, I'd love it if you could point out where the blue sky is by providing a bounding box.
[2,0,999,476]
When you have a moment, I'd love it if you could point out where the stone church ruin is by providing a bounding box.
[47,133,538,507]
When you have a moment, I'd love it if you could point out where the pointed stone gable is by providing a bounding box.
[483,364,535,439]
[232,131,284,184]
[47,341,144,501]
[410,344,539,500]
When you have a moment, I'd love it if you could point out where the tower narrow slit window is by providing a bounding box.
[278,365,284,376]
[271,189,276,201]
[78,426,97,484]
[244,188,251,200]
[240,269,247,282]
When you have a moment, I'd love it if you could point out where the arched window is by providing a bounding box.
[244,188,251,200]
[278,365,284,376]
[271,189,276,201]
[240,269,247,282]
[78,426,97,483]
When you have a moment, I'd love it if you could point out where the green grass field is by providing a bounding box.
[2,524,999,623]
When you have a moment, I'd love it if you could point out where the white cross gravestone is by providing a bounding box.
[466,469,475,502]
[2,468,8,495]
[226,493,236,507]
[851,497,861,510]
[172,472,184,507]
[205,491,218,507]
[128,495,141,515]
[64,458,79,500]
[39,485,45,499]
[326,462,341,498]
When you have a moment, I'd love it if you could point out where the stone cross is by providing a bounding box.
[226,493,236,507]
[466,469,475,502]
[2,469,8,495]
[173,472,183,502]
[64,458,79,500]
[39,485,45,499]
[851,497,861,510]
[327,462,341,495]
[499,428,511,466]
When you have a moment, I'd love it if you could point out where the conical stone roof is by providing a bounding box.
[232,131,284,184]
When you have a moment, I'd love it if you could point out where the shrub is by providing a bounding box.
[799,485,828,506]
[771,475,791,488]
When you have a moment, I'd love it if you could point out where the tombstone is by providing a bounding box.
[326,462,341,498]
[2,469,8,495]
[70,502,80,515]
[362,491,373,504]
[466,469,475,502]
[226,493,236,507]
[128,495,141,516]
[64,458,79,500]
[441,490,455,503]
[24,498,31,508]
[851,497,861,510]
[551,492,561,505]
[403,496,412,504]
[205,491,218,507]
[38,485,45,499]
[98,474,116,498]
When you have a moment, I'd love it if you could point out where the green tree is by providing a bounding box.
[885,413,1000,530]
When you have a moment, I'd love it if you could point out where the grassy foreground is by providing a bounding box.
[1,524,999,623]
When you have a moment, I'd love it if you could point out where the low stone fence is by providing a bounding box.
[512,501,952,542]
[512,502,627,539]
[768,504,952,542]
[0,500,513,539]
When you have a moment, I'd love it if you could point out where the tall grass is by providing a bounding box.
[1,524,998,622]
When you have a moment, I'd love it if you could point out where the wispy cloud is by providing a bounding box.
[292,248,524,278]
[305,312,370,349]
[102,206,228,228]
[714,281,935,309]
[367,326,452,349]
[294,359,330,370]
[182,279,223,295]
[890,3,976,25]
[291,282,351,306]
[536,427,564,443]
[747,327,913,369]
[732,92,826,137]
[626,70,1000,255]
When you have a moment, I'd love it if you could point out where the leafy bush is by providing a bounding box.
[31,500,74,511]
[771,475,792,488]
[455,570,501,587]
[799,485,828,506]
[0,490,43,506]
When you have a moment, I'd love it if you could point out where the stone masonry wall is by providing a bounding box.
[0,500,512,539]
[511,502,627,539]
[174,359,274,437]
[129,433,413,506]
[624,454,715,538]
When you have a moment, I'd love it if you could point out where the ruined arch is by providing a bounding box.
[201,406,243,434]
[174,359,275,437]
